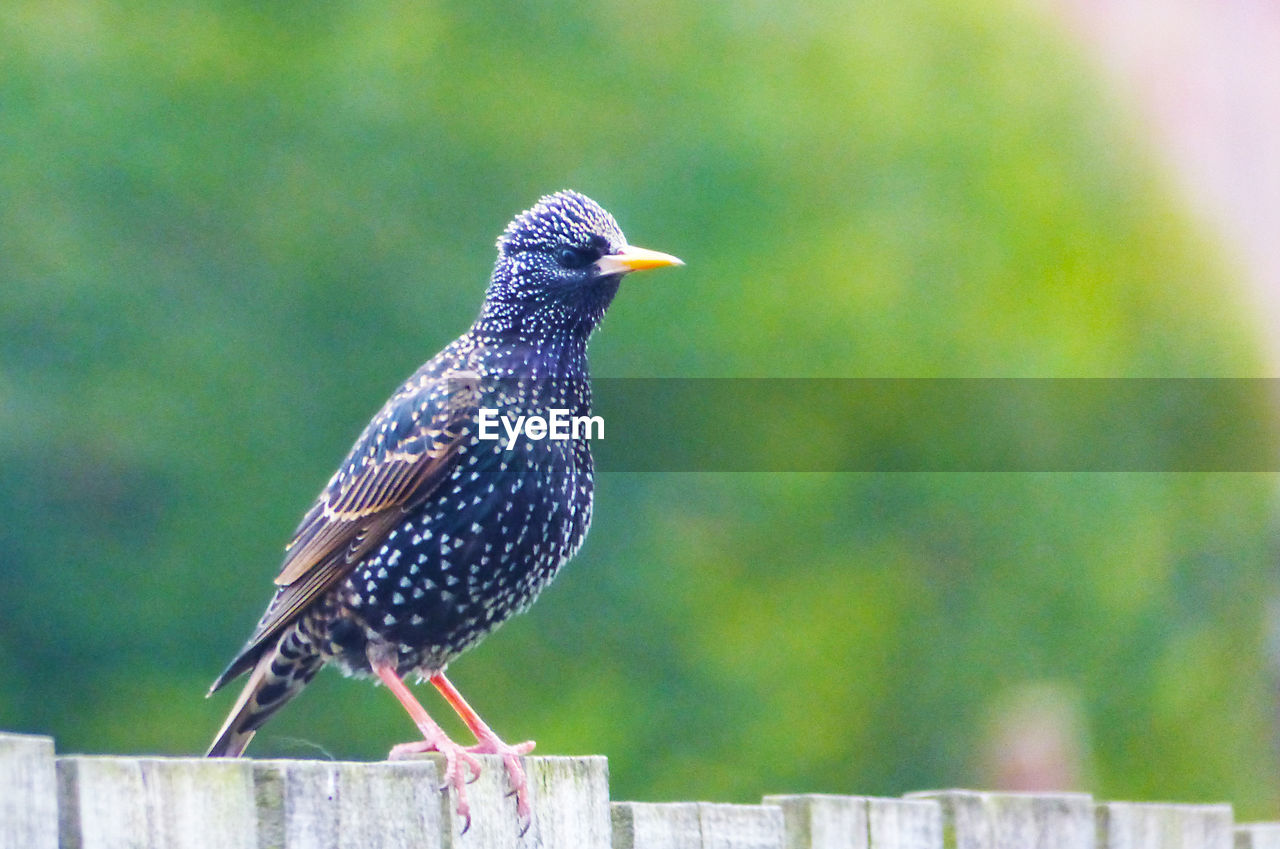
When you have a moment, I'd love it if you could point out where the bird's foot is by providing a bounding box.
[388,734,484,832]
[464,734,536,832]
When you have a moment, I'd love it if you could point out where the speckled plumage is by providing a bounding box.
[205,191,680,825]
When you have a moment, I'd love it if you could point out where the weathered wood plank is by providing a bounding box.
[699,803,784,849]
[519,756,611,849]
[0,732,57,849]
[762,794,941,849]
[253,759,442,849]
[763,794,868,849]
[57,756,257,849]
[612,802,702,849]
[57,757,148,849]
[867,798,942,849]
[1097,802,1233,849]
[1236,823,1280,849]
[415,754,608,849]
[907,790,1095,849]
[613,802,782,849]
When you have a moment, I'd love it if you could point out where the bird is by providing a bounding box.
[205,190,682,829]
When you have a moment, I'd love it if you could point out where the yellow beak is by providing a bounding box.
[596,245,684,276]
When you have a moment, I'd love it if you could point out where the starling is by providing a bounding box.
[206,191,681,827]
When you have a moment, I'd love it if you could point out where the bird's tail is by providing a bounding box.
[206,632,322,757]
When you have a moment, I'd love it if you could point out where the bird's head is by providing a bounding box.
[478,190,682,340]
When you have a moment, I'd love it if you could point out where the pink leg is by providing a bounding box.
[372,661,482,832]
[429,673,536,829]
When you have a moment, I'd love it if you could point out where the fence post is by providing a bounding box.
[410,754,608,849]
[612,802,702,849]
[0,732,57,849]
[57,756,258,849]
[612,801,783,849]
[1096,802,1233,849]
[1236,823,1280,849]
[253,759,443,849]
[866,797,943,849]
[699,803,784,849]
[764,795,868,849]
[907,791,1095,849]
[763,794,942,849]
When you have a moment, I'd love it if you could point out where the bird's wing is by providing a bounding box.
[209,369,481,692]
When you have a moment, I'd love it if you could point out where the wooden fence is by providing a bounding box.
[4,730,1280,849]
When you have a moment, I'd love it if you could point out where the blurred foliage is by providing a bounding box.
[2,0,1278,820]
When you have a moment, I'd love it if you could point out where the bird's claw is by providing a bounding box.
[388,732,535,831]
[387,736,482,829]
[464,736,536,826]
[505,782,531,835]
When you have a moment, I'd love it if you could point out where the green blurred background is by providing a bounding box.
[3,0,1279,817]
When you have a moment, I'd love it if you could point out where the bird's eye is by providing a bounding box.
[555,245,597,269]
